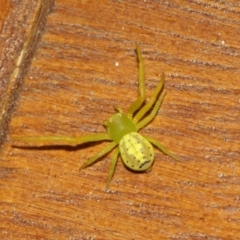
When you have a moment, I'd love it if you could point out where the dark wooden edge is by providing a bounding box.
[0,0,55,147]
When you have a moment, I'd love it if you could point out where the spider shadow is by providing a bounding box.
[11,141,101,152]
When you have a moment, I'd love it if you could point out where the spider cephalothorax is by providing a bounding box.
[13,44,178,188]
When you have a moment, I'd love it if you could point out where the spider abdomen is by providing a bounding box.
[119,132,154,171]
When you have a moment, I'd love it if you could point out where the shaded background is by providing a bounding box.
[0,0,240,239]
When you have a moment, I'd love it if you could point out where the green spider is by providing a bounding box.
[13,44,178,188]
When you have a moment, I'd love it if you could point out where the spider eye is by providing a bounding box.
[119,132,154,171]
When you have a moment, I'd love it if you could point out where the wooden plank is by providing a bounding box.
[1,0,240,239]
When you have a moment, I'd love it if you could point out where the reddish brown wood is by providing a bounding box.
[1,0,240,239]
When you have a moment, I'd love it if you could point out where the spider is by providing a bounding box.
[13,44,178,188]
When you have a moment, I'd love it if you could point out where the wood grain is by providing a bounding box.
[0,0,54,145]
[1,0,240,239]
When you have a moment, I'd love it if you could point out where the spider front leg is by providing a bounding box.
[12,133,111,146]
[127,44,146,118]
[134,73,165,126]
[136,89,166,130]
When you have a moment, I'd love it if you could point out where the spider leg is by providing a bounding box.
[134,73,165,125]
[106,147,120,189]
[12,133,111,146]
[127,44,146,118]
[136,88,166,130]
[79,141,117,171]
[144,136,178,161]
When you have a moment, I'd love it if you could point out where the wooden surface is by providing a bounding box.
[1,0,240,239]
